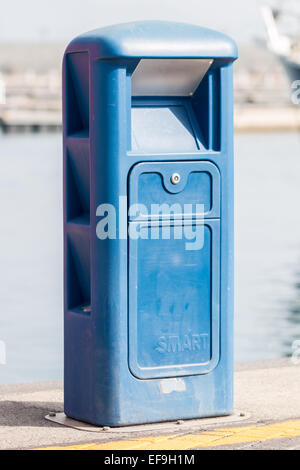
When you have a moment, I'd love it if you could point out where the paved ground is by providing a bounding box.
[0,359,300,450]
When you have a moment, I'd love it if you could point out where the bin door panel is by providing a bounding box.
[128,220,220,379]
[128,160,220,379]
[129,161,220,220]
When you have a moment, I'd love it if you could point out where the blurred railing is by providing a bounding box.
[0,56,298,133]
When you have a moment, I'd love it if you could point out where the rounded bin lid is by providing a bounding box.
[68,21,238,60]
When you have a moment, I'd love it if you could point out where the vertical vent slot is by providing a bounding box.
[66,143,90,225]
[67,231,91,315]
[66,52,90,137]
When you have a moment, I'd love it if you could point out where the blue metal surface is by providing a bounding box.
[63,21,237,426]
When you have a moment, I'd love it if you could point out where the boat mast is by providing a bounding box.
[261,4,291,56]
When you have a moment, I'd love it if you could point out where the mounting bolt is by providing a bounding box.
[49,412,56,417]
[176,420,184,425]
[103,426,110,431]
[171,173,181,185]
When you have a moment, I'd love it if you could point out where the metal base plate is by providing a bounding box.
[45,411,250,434]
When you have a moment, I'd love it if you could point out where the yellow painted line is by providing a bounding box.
[38,419,300,450]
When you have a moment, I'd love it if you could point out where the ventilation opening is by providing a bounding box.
[66,144,90,225]
[67,232,91,315]
[66,52,90,138]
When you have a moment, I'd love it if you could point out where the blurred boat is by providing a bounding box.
[261,2,300,84]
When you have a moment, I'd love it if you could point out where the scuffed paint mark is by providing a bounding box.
[160,378,186,394]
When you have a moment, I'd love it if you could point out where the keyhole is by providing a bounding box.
[171,173,181,185]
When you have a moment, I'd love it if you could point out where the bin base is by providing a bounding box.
[45,411,250,434]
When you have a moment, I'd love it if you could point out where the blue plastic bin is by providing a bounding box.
[63,21,237,426]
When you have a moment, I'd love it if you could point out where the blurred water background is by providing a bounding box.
[1,0,300,384]
[0,131,300,384]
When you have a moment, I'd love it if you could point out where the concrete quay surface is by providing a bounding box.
[0,359,300,450]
